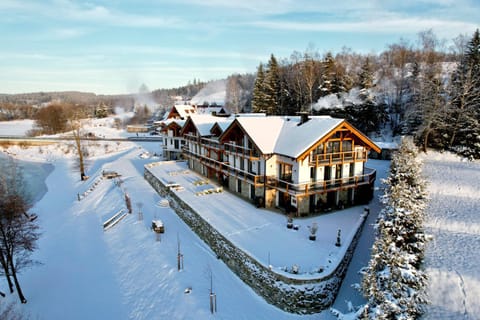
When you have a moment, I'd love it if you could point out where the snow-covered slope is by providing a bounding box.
[420,152,480,319]
[190,79,226,105]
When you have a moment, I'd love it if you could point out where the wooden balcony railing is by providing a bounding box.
[310,150,367,166]
[183,149,264,186]
[266,168,376,196]
[223,142,260,159]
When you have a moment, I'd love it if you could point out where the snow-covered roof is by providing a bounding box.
[232,116,343,157]
[196,106,227,115]
[187,114,234,137]
[275,116,343,158]
[162,119,186,127]
[234,117,286,154]
[163,104,196,120]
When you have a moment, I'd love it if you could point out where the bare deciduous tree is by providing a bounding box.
[0,159,41,304]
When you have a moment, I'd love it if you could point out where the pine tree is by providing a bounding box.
[264,54,281,115]
[448,29,480,158]
[358,57,374,90]
[252,64,268,113]
[361,137,428,319]
[320,52,349,96]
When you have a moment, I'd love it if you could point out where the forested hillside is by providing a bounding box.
[250,29,479,159]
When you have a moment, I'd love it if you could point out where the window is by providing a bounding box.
[342,140,352,151]
[331,141,340,158]
[279,163,292,182]
[310,167,316,181]
[174,139,179,149]
[237,179,242,193]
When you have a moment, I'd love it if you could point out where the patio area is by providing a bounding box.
[145,160,369,280]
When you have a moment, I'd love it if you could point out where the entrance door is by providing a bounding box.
[324,166,331,188]
[327,191,336,208]
[309,194,316,213]
[278,191,291,212]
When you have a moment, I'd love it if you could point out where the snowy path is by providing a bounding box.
[329,159,391,315]
[421,153,480,320]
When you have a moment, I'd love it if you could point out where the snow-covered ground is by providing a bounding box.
[420,152,480,319]
[147,161,370,279]
[0,118,392,319]
[0,119,35,136]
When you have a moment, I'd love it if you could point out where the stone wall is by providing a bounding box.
[144,166,368,314]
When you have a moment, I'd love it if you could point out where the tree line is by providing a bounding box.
[247,29,480,158]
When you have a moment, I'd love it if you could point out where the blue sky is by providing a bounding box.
[1,0,478,95]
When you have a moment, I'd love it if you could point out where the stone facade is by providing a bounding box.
[144,165,369,314]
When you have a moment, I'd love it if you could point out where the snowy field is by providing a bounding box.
[0,119,35,136]
[420,152,480,319]
[0,118,391,319]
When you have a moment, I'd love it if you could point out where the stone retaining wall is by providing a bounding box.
[144,166,368,314]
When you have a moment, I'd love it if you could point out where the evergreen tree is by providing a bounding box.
[448,29,480,158]
[358,57,374,90]
[361,138,428,319]
[320,52,349,96]
[264,54,281,115]
[252,63,268,113]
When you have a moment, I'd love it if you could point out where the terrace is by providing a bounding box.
[144,160,370,280]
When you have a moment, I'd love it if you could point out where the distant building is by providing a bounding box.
[160,119,186,160]
[181,113,381,216]
[126,125,150,133]
[163,104,196,120]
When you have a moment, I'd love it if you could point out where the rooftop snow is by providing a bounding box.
[275,116,343,158]
[235,116,342,157]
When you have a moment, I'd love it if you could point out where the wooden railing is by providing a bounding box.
[310,150,367,166]
[224,142,260,159]
[266,168,376,196]
[183,149,264,186]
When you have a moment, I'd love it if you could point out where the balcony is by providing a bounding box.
[224,142,260,160]
[200,137,222,151]
[309,149,367,166]
[184,133,199,142]
[183,148,264,186]
[266,168,376,196]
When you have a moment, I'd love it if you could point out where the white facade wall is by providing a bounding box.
[354,162,363,176]
[316,166,324,182]
[297,160,311,184]
[265,155,277,176]
[342,163,350,183]
[331,165,337,181]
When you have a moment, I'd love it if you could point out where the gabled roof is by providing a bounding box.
[274,116,344,158]
[163,104,196,120]
[181,114,235,137]
[231,117,285,154]
[220,115,380,159]
[160,119,185,133]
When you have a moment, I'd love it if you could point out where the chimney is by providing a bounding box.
[297,112,310,126]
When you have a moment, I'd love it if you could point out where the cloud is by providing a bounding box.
[250,17,478,39]
[51,28,88,39]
